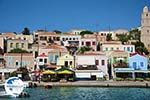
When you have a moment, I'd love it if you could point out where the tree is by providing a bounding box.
[22,27,30,35]
[132,41,149,55]
[97,42,101,51]
[106,34,112,41]
[80,31,93,36]
[129,29,141,41]
[116,34,129,44]
[9,48,29,53]
[77,46,92,54]
[53,30,62,34]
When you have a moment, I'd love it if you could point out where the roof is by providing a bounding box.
[103,41,121,45]
[4,53,33,56]
[2,32,16,36]
[78,51,106,56]
[37,32,60,36]
[130,52,146,57]
[43,44,64,49]
[38,53,47,57]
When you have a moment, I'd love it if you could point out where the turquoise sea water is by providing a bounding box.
[1,87,150,100]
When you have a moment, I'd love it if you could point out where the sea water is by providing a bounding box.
[1,87,150,100]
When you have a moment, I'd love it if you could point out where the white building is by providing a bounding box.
[60,34,81,47]
[75,51,108,79]
[36,53,48,70]
[80,37,97,51]
[101,42,135,53]
[98,29,128,40]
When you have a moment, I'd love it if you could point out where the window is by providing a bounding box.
[70,61,72,65]
[39,59,43,62]
[66,38,68,40]
[140,62,144,67]
[96,60,99,65]
[69,38,72,40]
[127,47,130,51]
[62,38,65,41]
[86,42,91,46]
[92,42,96,45]
[57,37,60,41]
[73,38,75,40]
[146,13,148,16]
[147,30,149,33]
[44,59,47,63]
[131,47,133,52]
[16,62,18,66]
[124,47,126,51]
[117,48,119,50]
[21,43,24,48]
[133,62,137,69]
[105,48,108,51]
[82,42,84,45]
[10,43,13,48]
[111,47,113,50]
[102,60,105,66]
[16,43,19,48]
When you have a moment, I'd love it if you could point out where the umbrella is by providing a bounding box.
[57,70,73,74]
[42,70,56,74]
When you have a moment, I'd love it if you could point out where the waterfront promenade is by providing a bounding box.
[32,81,150,88]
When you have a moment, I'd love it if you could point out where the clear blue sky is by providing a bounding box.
[0,0,149,33]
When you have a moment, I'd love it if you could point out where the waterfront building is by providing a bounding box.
[57,54,74,69]
[36,53,48,70]
[6,39,29,52]
[75,51,108,79]
[129,53,148,70]
[114,53,149,79]
[4,53,34,70]
[141,6,150,51]
[108,50,129,78]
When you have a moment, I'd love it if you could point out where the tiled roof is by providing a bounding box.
[78,51,106,56]
[38,32,59,36]
[2,32,16,36]
[130,52,146,57]
[38,53,47,57]
[4,53,33,56]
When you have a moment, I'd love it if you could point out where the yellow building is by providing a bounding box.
[57,54,74,69]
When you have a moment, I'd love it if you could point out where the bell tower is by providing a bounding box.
[141,6,150,50]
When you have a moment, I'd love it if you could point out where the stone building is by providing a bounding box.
[141,6,150,51]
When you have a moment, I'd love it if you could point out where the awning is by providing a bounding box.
[42,70,56,74]
[114,68,150,73]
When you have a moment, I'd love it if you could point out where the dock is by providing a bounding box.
[30,81,150,88]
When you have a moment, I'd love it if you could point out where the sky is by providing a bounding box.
[0,0,149,33]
